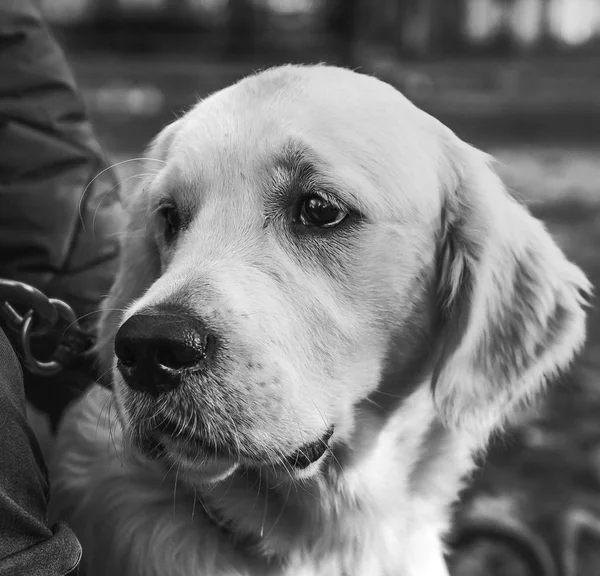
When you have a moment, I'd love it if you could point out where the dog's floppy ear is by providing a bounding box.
[433,142,591,435]
[96,119,182,374]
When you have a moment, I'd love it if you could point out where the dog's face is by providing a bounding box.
[98,65,589,483]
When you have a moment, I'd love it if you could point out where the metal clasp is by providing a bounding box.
[0,279,86,376]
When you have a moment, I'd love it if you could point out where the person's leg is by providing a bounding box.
[0,328,81,576]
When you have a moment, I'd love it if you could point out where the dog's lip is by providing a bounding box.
[145,417,335,471]
[286,426,334,469]
[150,418,230,458]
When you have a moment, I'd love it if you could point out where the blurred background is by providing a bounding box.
[41,0,600,152]
[42,1,600,574]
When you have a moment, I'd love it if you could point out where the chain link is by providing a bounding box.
[0,278,91,377]
[0,279,59,331]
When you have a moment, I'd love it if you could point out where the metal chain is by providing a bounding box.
[0,278,92,377]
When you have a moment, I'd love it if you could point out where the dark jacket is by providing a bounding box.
[0,0,123,425]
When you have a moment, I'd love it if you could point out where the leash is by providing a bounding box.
[0,278,99,380]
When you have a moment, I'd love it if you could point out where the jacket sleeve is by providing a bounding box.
[0,0,124,327]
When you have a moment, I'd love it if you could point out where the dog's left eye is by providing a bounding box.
[299,195,347,228]
[159,204,181,242]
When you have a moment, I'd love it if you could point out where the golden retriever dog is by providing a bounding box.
[50,65,591,576]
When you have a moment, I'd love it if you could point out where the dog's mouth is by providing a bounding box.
[285,426,335,470]
[152,418,230,458]
[139,416,334,474]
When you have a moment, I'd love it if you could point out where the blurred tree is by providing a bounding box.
[540,0,558,48]
[394,0,466,58]
[439,0,467,55]
[328,0,359,63]
[227,0,258,57]
[397,0,435,56]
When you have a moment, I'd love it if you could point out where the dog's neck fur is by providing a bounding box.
[192,386,474,575]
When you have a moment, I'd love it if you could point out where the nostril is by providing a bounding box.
[154,342,204,372]
[115,341,137,368]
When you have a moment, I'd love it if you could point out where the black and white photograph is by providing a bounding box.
[1,1,599,575]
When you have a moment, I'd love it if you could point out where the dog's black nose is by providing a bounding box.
[114,305,210,397]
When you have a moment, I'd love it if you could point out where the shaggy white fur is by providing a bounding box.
[50,65,590,576]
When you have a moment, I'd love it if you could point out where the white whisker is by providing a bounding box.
[78,157,166,229]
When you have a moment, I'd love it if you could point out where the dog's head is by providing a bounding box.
[98,65,590,483]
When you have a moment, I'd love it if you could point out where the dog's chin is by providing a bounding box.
[157,435,241,485]
[178,457,241,486]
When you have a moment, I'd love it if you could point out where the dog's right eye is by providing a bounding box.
[298,195,348,229]
[159,204,181,243]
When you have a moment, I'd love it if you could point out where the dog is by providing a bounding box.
[49,64,591,576]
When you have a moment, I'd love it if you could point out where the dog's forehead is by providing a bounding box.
[163,66,451,217]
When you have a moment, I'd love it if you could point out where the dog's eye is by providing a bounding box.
[299,196,347,228]
[159,204,181,242]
